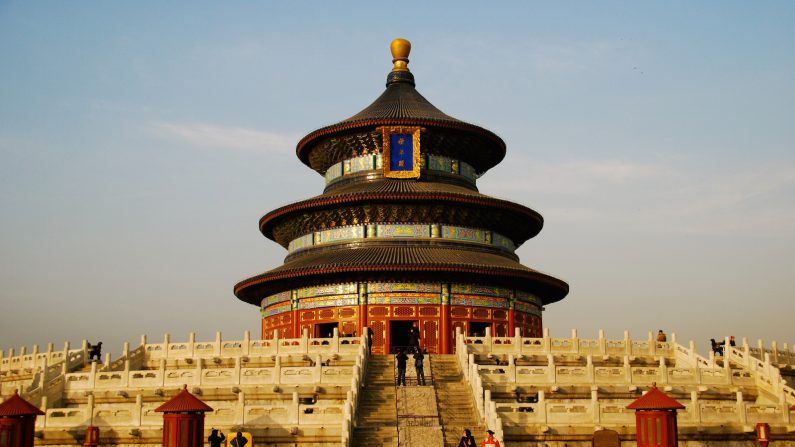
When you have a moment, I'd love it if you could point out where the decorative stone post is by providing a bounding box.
[155,385,213,447]
[0,390,45,447]
[626,383,685,447]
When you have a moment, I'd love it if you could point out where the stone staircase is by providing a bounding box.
[431,355,487,447]
[354,355,398,446]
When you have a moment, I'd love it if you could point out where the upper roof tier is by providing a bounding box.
[296,39,506,175]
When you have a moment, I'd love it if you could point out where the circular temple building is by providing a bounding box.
[234,39,569,354]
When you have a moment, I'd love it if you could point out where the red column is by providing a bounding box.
[290,287,300,339]
[358,282,368,342]
[439,284,451,354]
[507,310,515,337]
[506,292,516,337]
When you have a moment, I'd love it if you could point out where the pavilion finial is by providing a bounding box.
[390,38,411,72]
[386,38,415,87]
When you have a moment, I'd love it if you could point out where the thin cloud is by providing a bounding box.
[650,166,795,236]
[486,159,657,195]
[151,121,297,153]
[483,157,795,238]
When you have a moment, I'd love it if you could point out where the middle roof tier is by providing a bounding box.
[260,179,544,248]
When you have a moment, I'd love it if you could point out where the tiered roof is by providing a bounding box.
[235,39,569,306]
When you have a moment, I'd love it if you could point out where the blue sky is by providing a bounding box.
[1,1,793,356]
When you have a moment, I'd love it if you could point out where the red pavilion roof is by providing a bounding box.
[155,386,213,413]
[0,390,45,417]
[627,385,685,410]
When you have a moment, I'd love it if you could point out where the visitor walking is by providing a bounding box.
[480,429,501,447]
[413,348,426,386]
[458,428,476,447]
[396,348,408,386]
[208,429,225,447]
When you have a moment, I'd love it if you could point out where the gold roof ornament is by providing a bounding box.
[390,38,411,72]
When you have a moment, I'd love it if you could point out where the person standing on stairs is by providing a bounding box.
[413,347,426,385]
[481,429,501,447]
[396,348,408,386]
[458,428,476,447]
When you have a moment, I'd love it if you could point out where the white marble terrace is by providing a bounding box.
[1,330,369,446]
[4,328,795,446]
[456,328,795,443]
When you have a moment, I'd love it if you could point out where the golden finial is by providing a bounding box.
[390,38,411,72]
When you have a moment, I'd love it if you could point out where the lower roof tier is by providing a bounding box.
[234,243,568,306]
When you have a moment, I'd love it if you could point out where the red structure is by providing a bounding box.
[627,384,685,447]
[82,426,100,447]
[755,422,770,447]
[234,38,569,354]
[155,385,213,447]
[0,390,44,447]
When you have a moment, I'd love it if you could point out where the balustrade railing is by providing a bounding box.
[458,329,795,434]
[2,330,368,440]
[462,328,676,360]
[18,332,369,441]
[37,392,357,430]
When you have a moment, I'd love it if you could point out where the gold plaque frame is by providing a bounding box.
[380,126,421,179]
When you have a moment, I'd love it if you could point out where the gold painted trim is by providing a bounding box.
[380,126,422,179]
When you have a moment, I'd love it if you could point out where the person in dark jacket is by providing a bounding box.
[396,348,408,386]
[458,428,476,447]
[230,432,247,447]
[208,429,225,447]
[413,348,426,385]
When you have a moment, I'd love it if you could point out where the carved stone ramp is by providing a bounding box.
[431,355,487,447]
[353,355,398,446]
[397,386,444,446]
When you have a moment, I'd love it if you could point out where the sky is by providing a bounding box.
[1,1,793,358]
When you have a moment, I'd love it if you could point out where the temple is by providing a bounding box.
[234,38,569,354]
[2,39,794,447]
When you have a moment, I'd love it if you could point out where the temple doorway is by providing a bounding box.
[469,321,491,337]
[389,320,417,353]
[315,322,338,338]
